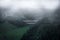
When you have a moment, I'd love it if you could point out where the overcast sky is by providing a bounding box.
[0,0,59,20]
[0,0,59,10]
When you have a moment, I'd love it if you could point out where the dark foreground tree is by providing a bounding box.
[21,7,60,40]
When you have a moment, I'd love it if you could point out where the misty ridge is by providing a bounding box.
[0,0,59,29]
[0,0,59,21]
[0,0,59,25]
[0,6,57,26]
[21,7,60,40]
[0,0,60,40]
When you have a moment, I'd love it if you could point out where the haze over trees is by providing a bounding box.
[0,0,59,40]
[21,6,60,40]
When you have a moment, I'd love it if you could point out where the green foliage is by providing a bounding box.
[0,22,30,40]
[0,22,17,33]
[21,17,60,40]
[0,20,30,40]
[4,27,29,40]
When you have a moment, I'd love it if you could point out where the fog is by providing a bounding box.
[0,0,59,21]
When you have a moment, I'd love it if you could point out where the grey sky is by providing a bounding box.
[0,0,59,20]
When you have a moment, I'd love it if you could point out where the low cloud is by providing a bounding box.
[0,0,59,21]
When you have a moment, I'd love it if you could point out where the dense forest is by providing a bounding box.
[21,7,60,40]
[0,6,60,40]
[0,0,59,40]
